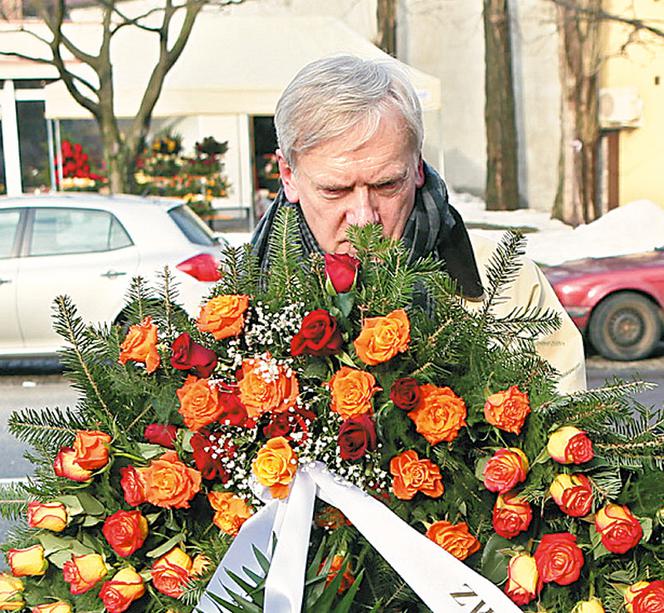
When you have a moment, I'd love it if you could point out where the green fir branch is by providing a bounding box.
[480,231,527,315]
[8,405,85,453]
[0,482,32,521]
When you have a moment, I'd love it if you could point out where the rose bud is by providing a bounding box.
[151,547,193,598]
[572,598,605,613]
[119,466,146,506]
[0,573,24,611]
[102,510,149,558]
[595,503,643,554]
[27,501,68,532]
[31,602,73,613]
[143,424,177,449]
[492,492,532,539]
[170,332,218,378]
[208,491,254,536]
[547,426,594,464]
[426,520,481,561]
[6,545,48,577]
[99,566,146,613]
[534,532,584,587]
[118,316,160,373]
[53,447,93,482]
[390,377,421,411]
[337,414,377,461]
[62,553,108,595]
[549,473,593,517]
[504,552,539,606]
[290,309,343,357]
[482,448,529,494]
[72,430,112,470]
[484,385,530,435]
[625,580,664,613]
[324,253,360,294]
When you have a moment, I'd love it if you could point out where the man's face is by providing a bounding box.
[276,108,425,254]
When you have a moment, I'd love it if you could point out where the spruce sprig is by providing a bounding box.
[480,230,527,314]
[8,405,85,455]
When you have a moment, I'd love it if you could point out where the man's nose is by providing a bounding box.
[346,189,379,226]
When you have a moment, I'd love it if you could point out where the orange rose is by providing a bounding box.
[407,384,467,445]
[482,447,529,494]
[492,492,532,539]
[547,426,594,464]
[6,545,47,577]
[62,553,108,595]
[102,510,149,557]
[328,367,379,420]
[53,447,93,482]
[72,430,112,471]
[595,503,643,554]
[426,520,481,560]
[31,602,72,613]
[549,473,593,517]
[484,385,530,435]
[197,295,249,340]
[238,357,299,419]
[99,567,145,613]
[27,502,68,532]
[389,449,444,500]
[151,547,192,598]
[208,491,254,536]
[252,437,298,499]
[625,580,664,613]
[118,316,160,373]
[322,555,355,594]
[139,451,202,509]
[354,308,410,365]
[504,552,539,606]
[176,375,224,431]
[0,574,24,611]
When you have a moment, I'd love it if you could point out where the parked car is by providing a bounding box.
[0,193,224,358]
[543,250,664,361]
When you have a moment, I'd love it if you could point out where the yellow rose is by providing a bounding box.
[31,602,73,613]
[0,574,24,611]
[99,566,145,613]
[27,501,68,532]
[62,553,108,595]
[6,545,47,577]
[504,552,539,606]
[151,547,193,599]
[572,598,605,613]
[547,426,594,464]
[252,437,298,499]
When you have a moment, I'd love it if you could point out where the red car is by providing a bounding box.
[543,250,664,361]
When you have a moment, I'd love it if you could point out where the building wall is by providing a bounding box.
[601,0,664,207]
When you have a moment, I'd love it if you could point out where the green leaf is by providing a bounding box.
[335,292,355,318]
[81,515,103,528]
[146,533,184,558]
[136,442,168,460]
[639,516,653,543]
[56,495,84,516]
[588,525,611,561]
[474,457,490,481]
[332,568,363,613]
[480,534,512,585]
[76,492,106,516]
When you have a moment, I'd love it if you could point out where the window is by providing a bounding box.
[29,208,132,256]
[168,205,216,246]
[0,209,21,258]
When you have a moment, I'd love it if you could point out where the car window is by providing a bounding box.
[29,208,132,256]
[168,205,216,246]
[0,209,21,259]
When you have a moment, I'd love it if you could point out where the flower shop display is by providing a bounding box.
[134,132,230,217]
[0,209,662,612]
[56,140,105,192]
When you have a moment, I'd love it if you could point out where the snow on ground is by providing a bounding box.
[450,190,664,266]
[219,193,664,267]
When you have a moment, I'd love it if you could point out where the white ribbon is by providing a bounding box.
[196,462,520,613]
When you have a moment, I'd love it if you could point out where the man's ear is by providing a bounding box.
[415,156,425,188]
[276,149,300,203]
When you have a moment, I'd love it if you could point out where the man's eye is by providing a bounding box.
[322,188,348,197]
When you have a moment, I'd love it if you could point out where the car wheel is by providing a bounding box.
[588,292,662,361]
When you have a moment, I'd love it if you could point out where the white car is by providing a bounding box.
[0,193,225,358]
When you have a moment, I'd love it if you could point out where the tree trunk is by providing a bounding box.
[483,0,520,211]
[377,0,397,57]
[552,0,602,225]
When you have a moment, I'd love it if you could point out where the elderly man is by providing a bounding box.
[252,55,586,393]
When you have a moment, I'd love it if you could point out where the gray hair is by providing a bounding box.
[275,55,423,166]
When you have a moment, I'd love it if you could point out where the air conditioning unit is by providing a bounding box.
[599,87,643,128]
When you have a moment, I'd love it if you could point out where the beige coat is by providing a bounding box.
[463,234,587,394]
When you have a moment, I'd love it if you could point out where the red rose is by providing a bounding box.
[324,253,360,294]
[390,377,421,411]
[191,431,234,481]
[492,492,532,539]
[263,406,316,440]
[595,503,643,554]
[143,424,177,449]
[170,332,218,378]
[102,510,149,558]
[120,466,146,506]
[291,309,343,357]
[482,448,529,494]
[337,415,377,460]
[534,532,584,587]
[218,388,249,427]
[632,580,664,613]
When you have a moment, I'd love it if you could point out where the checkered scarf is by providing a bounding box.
[251,162,483,299]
